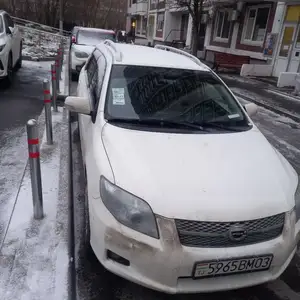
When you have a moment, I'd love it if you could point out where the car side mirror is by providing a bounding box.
[6,27,12,35]
[244,103,258,117]
[65,96,91,115]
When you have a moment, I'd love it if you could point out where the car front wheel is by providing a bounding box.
[4,53,13,87]
[16,42,22,70]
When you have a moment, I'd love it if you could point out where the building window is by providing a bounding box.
[136,16,141,34]
[242,5,270,45]
[142,16,147,35]
[132,0,136,4]
[214,10,231,41]
[157,13,164,31]
[150,0,157,10]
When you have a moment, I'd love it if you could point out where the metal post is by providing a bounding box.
[60,42,65,72]
[55,56,60,93]
[26,119,44,220]
[58,50,61,81]
[43,79,53,145]
[59,45,64,79]
[51,64,58,112]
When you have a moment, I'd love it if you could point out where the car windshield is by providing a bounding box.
[77,30,115,45]
[104,65,250,131]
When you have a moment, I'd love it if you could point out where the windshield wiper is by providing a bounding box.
[192,121,251,132]
[107,118,205,131]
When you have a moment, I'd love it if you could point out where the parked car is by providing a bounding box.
[0,10,22,87]
[70,27,115,81]
[65,41,300,294]
[70,26,81,48]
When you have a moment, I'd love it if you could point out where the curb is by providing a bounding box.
[234,91,300,123]
[66,109,77,300]
[266,88,300,102]
[22,55,56,62]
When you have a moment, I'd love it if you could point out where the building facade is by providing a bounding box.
[203,1,281,73]
[271,2,300,77]
[126,0,198,48]
[126,0,300,83]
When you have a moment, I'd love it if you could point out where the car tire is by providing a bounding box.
[16,42,22,70]
[71,72,78,82]
[84,176,94,260]
[3,53,13,88]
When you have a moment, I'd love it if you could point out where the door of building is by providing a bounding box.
[273,23,300,77]
[180,14,189,40]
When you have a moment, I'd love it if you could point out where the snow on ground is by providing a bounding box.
[0,127,29,246]
[0,109,70,300]
[18,25,68,59]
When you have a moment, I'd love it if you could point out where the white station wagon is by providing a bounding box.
[65,41,300,294]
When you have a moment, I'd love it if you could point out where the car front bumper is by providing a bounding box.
[89,197,300,294]
[71,51,87,74]
[0,51,8,78]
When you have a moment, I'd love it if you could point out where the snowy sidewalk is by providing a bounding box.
[0,108,72,300]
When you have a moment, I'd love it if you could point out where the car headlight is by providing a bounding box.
[295,179,300,221]
[100,176,159,239]
[74,51,89,58]
[0,44,5,52]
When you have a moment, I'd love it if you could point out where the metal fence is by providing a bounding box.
[12,16,71,59]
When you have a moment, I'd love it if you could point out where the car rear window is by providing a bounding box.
[104,65,249,127]
[77,30,116,45]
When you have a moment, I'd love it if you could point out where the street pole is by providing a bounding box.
[59,0,63,36]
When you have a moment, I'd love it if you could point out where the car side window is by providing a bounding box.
[4,14,14,30]
[7,15,14,28]
[95,53,106,103]
[0,17,4,33]
[85,54,98,109]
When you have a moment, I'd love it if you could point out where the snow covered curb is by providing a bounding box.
[0,108,74,300]
[232,89,300,123]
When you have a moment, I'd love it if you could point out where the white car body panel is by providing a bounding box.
[101,124,296,221]
[0,12,22,79]
[73,43,300,294]
[70,44,95,72]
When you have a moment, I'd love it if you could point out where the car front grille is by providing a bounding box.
[175,213,285,248]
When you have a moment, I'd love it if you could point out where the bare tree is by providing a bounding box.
[169,0,212,56]
[1,0,127,30]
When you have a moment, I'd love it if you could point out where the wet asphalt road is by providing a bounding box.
[0,61,50,131]
[70,80,300,300]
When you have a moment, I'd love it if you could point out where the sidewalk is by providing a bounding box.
[0,49,73,300]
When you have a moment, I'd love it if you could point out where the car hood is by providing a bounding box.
[72,44,95,55]
[101,124,297,221]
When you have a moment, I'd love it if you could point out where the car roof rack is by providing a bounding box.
[103,40,122,62]
[154,44,207,68]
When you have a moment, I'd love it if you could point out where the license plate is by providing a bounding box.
[193,255,273,278]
